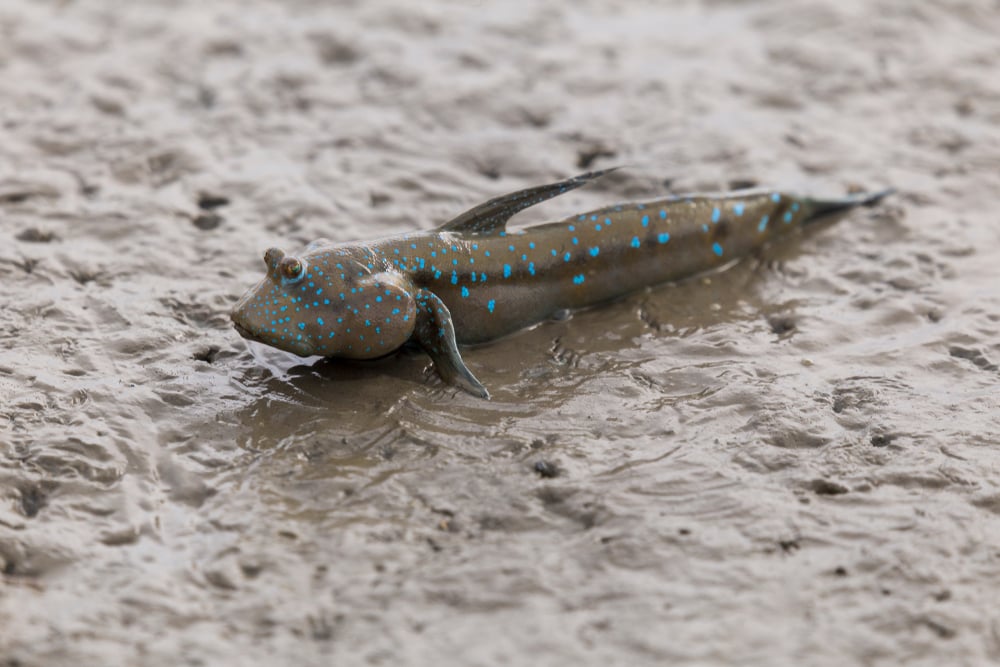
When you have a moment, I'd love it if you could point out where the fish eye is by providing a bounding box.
[280,256,305,282]
[264,247,285,269]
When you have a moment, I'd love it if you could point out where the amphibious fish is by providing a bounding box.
[231,169,891,398]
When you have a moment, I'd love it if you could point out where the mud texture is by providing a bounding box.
[2,1,1000,665]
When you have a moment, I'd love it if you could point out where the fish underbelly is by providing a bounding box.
[555,233,740,310]
[421,230,754,345]
[432,281,561,345]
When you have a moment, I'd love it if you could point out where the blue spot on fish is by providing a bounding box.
[503,264,511,278]
[758,215,769,232]
[487,299,495,313]
[713,242,723,257]
[641,215,649,227]
[461,286,469,298]
[658,233,670,244]
[589,247,600,257]
[631,236,640,248]
[784,211,793,223]
[712,207,721,223]
[734,202,745,216]
[573,274,585,285]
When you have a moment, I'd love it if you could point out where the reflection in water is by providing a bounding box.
[224,247,792,477]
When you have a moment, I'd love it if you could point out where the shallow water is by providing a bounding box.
[2,0,1000,664]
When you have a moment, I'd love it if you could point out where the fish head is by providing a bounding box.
[230,246,417,359]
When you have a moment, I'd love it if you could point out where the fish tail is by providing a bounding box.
[804,188,895,224]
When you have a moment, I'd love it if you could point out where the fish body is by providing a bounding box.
[231,170,891,398]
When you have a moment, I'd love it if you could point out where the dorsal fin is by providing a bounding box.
[438,168,618,235]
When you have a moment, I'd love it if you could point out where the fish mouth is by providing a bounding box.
[232,319,314,358]
[232,320,260,342]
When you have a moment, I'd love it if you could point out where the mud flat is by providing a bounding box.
[1,1,999,665]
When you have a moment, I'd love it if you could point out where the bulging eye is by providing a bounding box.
[280,256,306,282]
[264,247,285,270]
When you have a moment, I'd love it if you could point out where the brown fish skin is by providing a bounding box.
[231,170,892,398]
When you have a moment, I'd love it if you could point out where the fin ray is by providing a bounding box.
[438,168,618,236]
[805,188,895,224]
[412,288,489,399]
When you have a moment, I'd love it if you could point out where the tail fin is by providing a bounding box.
[805,188,895,224]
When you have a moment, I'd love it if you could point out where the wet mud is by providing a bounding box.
[2,1,999,665]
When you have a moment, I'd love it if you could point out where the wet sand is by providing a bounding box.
[2,0,1000,664]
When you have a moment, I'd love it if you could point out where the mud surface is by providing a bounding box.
[2,1,1000,665]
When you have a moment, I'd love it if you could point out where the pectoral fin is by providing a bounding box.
[412,288,490,399]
